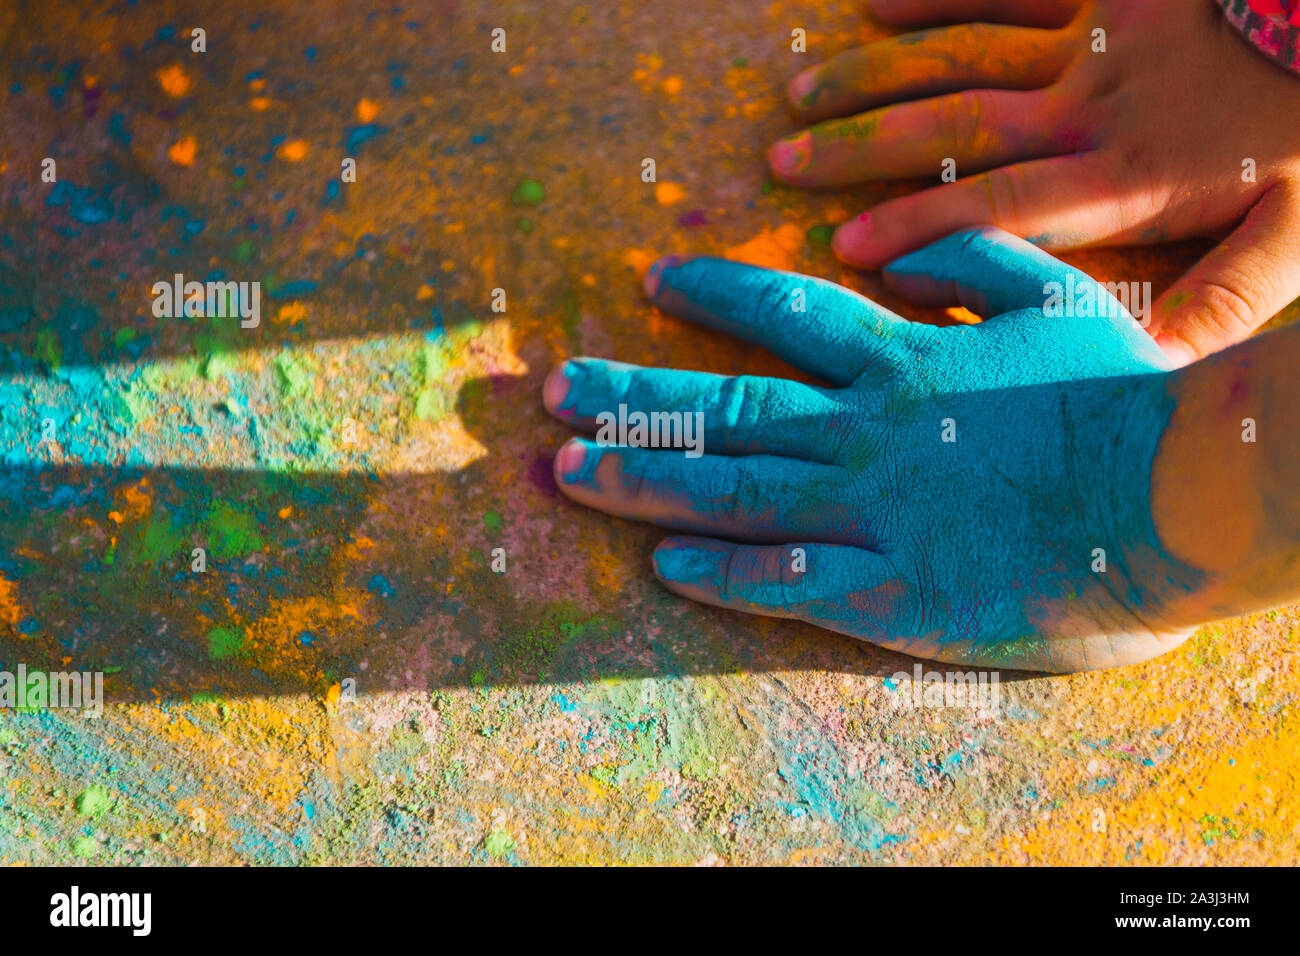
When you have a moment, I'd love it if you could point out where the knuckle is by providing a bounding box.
[1187,275,1264,335]
[717,544,779,605]
[716,375,765,433]
[718,546,741,604]
[753,274,794,323]
[759,547,796,609]
[980,168,1027,226]
[622,450,652,502]
[958,89,1015,151]
[946,92,988,151]
[821,393,864,463]
[1105,144,1168,227]
[723,461,766,524]
[607,365,634,407]
[777,546,815,607]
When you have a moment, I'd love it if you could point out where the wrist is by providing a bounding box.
[1071,368,1204,634]
[1151,326,1300,618]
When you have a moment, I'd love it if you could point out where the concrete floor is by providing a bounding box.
[0,0,1296,864]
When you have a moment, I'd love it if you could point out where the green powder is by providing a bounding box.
[138,513,184,564]
[113,388,150,426]
[415,389,449,421]
[806,224,834,247]
[484,829,515,858]
[206,504,263,559]
[33,327,62,371]
[75,786,113,818]
[207,626,245,661]
[201,350,236,380]
[419,342,449,384]
[274,352,311,397]
[511,178,545,206]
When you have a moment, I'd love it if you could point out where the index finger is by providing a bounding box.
[645,255,909,387]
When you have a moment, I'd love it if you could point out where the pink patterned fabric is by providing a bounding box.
[1218,0,1300,75]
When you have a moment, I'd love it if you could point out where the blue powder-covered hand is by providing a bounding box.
[543,227,1206,672]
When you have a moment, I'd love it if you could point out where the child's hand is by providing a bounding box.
[770,0,1300,364]
[544,228,1202,673]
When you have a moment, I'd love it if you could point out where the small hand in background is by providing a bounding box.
[544,228,1205,673]
[771,0,1300,363]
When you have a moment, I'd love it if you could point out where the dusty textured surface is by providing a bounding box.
[0,0,1297,865]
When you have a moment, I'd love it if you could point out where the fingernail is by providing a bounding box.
[787,69,819,108]
[1153,334,1200,368]
[644,254,683,299]
[767,131,812,178]
[653,540,707,583]
[543,361,576,414]
[554,438,588,485]
[832,212,872,260]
